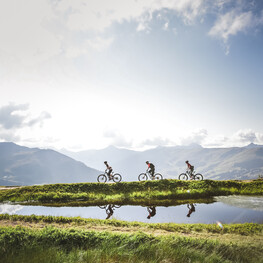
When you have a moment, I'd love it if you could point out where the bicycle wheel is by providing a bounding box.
[113,173,122,183]
[154,173,163,180]
[97,174,107,183]
[138,173,148,181]
[178,173,188,180]
[194,173,203,180]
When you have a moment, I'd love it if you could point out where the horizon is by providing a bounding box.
[0,0,263,151]
[1,140,262,153]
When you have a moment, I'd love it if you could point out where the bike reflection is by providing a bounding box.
[147,206,156,219]
[98,204,122,219]
[186,203,196,217]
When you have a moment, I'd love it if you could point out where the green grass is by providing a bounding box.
[0,179,262,204]
[1,214,263,235]
[0,225,262,263]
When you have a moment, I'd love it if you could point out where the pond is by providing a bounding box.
[1,195,263,224]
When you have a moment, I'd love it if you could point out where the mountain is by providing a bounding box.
[60,144,263,181]
[0,142,100,186]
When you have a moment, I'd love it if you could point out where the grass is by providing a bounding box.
[0,179,262,204]
[0,221,262,263]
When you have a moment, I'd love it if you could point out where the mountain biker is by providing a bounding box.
[104,161,113,179]
[146,161,155,178]
[185,160,194,179]
[147,206,156,219]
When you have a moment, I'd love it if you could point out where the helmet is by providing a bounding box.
[185,160,189,163]
[104,161,107,164]
[146,161,149,164]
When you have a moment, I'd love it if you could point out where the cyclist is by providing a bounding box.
[104,161,113,180]
[146,161,155,178]
[147,206,156,219]
[185,160,194,179]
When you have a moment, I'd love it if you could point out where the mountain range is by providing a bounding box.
[0,142,100,186]
[0,142,262,186]
[61,143,263,181]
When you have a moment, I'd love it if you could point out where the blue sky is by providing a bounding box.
[0,0,263,150]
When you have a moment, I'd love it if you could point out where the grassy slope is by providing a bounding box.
[0,214,262,263]
[0,179,262,204]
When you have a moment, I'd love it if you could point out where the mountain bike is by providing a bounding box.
[138,170,163,181]
[97,171,122,183]
[178,170,203,180]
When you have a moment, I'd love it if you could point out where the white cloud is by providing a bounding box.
[180,129,208,145]
[141,136,173,147]
[0,103,51,143]
[103,129,133,148]
[209,7,263,53]
[209,10,254,42]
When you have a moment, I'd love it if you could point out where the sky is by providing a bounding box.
[0,0,263,151]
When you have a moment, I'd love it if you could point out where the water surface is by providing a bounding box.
[1,195,262,224]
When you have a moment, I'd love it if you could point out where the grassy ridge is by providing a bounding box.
[0,179,262,204]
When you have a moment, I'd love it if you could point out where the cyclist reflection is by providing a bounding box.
[187,203,196,217]
[147,206,156,219]
[106,204,114,219]
[99,204,121,219]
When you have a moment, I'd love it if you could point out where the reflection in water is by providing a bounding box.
[147,206,156,219]
[0,203,23,214]
[1,196,263,224]
[99,204,122,219]
[186,204,196,217]
[214,196,263,211]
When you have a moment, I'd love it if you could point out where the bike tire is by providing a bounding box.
[179,173,188,180]
[138,173,148,181]
[97,174,107,183]
[194,173,203,180]
[154,173,163,180]
[113,173,122,183]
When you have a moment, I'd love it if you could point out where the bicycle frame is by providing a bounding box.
[146,170,155,180]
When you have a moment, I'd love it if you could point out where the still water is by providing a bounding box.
[1,196,263,224]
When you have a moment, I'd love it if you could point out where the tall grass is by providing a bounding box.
[0,226,262,263]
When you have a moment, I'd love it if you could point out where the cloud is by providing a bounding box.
[209,10,254,41]
[0,103,51,143]
[209,5,263,53]
[180,129,208,145]
[0,103,29,129]
[141,136,173,147]
[0,103,51,130]
[103,129,133,148]
[27,111,52,127]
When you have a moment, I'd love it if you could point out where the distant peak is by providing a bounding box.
[245,143,262,148]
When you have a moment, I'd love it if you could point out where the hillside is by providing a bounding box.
[61,143,263,181]
[0,142,100,185]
